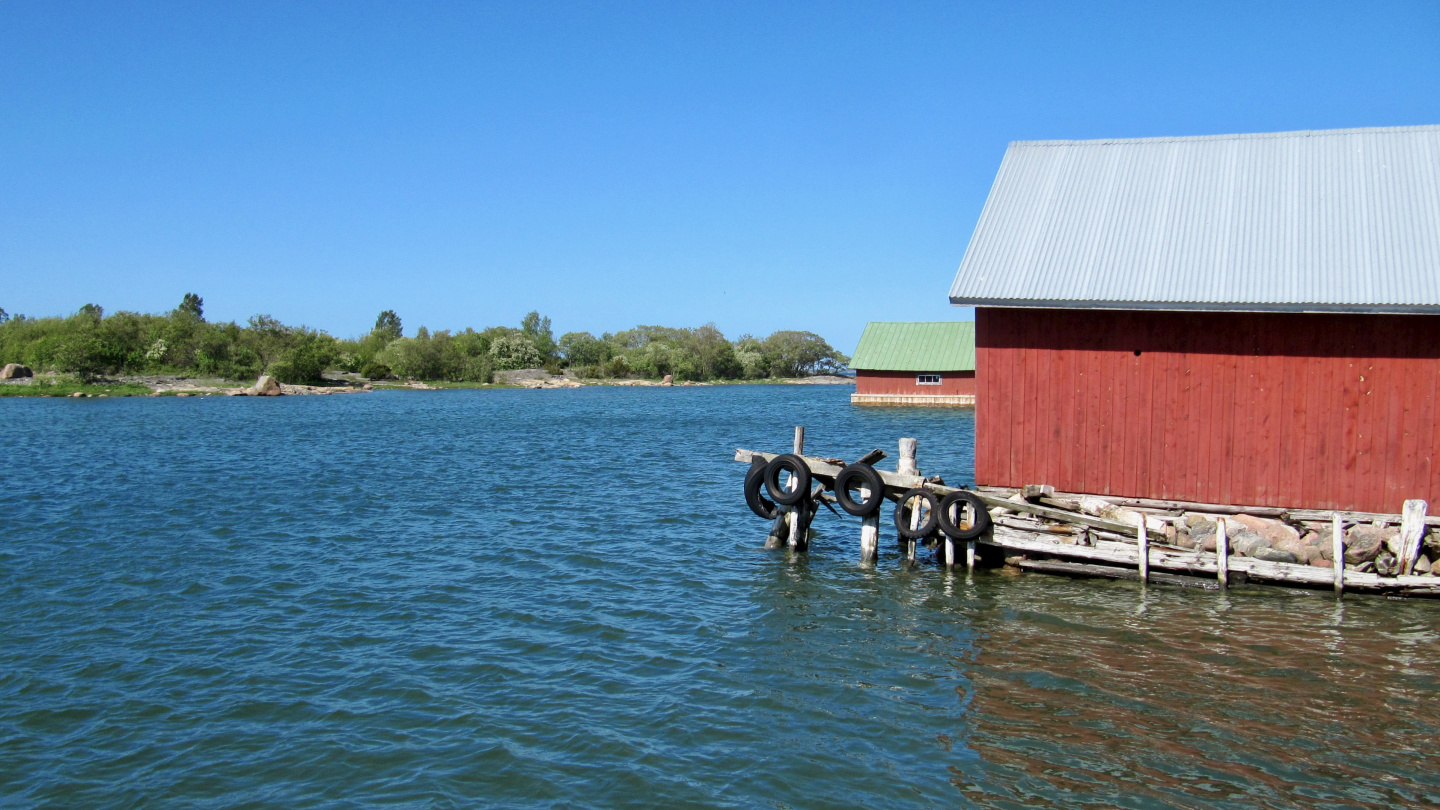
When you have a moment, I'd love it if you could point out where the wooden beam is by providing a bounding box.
[1017,559,1220,590]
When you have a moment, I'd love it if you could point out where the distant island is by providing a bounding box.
[0,296,852,396]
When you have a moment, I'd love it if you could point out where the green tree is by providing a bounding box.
[374,310,402,340]
[521,311,557,361]
[559,331,611,367]
[759,331,849,377]
[176,293,204,320]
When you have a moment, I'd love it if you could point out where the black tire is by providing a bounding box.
[764,454,812,506]
[744,463,780,520]
[937,490,992,540]
[894,488,939,539]
[834,463,885,517]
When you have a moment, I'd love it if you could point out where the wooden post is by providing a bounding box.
[1332,511,1345,596]
[787,426,806,551]
[899,438,918,561]
[1216,516,1229,589]
[944,538,955,568]
[859,484,879,561]
[765,513,787,549]
[1137,516,1149,584]
[898,438,917,475]
[1398,499,1428,575]
[966,538,976,569]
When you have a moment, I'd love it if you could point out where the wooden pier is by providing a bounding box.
[736,428,1440,598]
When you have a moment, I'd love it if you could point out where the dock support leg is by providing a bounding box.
[899,438,918,564]
[966,538,976,569]
[859,485,878,562]
[1138,518,1149,584]
[787,426,806,551]
[1332,511,1345,596]
[1216,516,1229,589]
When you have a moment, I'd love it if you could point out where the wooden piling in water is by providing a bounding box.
[1216,516,1229,589]
[787,427,807,551]
[1331,512,1344,595]
[899,438,918,561]
[1138,516,1149,584]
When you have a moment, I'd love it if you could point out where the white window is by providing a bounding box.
[917,374,942,385]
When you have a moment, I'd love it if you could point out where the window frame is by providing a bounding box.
[916,373,942,386]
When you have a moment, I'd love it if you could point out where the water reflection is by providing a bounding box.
[948,575,1440,808]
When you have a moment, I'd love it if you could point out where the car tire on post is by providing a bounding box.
[764,454,812,507]
[834,463,885,517]
[937,490,992,540]
[744,463,780,520]
[894,488,939,539]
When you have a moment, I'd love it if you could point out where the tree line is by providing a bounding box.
[0,298,850,384]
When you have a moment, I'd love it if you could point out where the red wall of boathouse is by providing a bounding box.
[975,308,1440,513]
[855,370,976,397]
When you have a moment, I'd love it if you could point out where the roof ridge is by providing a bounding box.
[1011,124,1440,148]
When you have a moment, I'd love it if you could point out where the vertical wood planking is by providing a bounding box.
[973,309,1440,512]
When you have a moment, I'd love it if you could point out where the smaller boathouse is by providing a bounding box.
[849,321,975,406]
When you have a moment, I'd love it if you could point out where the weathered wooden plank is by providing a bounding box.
[985,526,1440,595]
[1288,508,1440,526]
[1017,559,1221,590]
[1398,499,1428,576]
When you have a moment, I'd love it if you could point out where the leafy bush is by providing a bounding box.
[489,333,543,370]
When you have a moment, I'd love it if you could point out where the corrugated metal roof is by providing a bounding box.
[849,322,975,371]
[949,125,1440,313]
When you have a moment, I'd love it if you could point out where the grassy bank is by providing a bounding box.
[0,379,153,397]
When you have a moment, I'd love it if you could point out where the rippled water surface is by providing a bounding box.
[3,385,1438,808]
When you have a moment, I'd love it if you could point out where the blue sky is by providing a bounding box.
[3,1,1438,352]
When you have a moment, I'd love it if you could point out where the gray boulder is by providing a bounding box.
[0,363,32,379]
[1344,526,1388,565]
[1253,547,1299,564]
[252,375,283,396]
[1231,531,1270,557]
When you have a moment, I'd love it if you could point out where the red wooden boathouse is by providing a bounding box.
[849,322,976,406]
[949,125,1440,514]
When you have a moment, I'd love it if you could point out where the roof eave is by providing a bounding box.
[949,297,1440,315]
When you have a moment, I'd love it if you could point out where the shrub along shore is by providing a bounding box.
[0,297,851,396]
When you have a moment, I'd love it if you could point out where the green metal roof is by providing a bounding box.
[849,321,975,372]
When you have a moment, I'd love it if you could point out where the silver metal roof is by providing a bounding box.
[949,125,1440,313]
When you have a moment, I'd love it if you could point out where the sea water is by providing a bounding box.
[2,385,1437,807]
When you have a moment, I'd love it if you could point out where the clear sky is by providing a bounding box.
[3,1,1438,352]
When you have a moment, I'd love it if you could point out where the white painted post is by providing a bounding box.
[1332,511,1345,596]
[966,539,976,569]
[1216,516,1229,589]
[1137,516,1149,584]
[787,426,806,550]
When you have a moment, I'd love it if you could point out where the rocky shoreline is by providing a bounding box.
[0,367,855,397]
